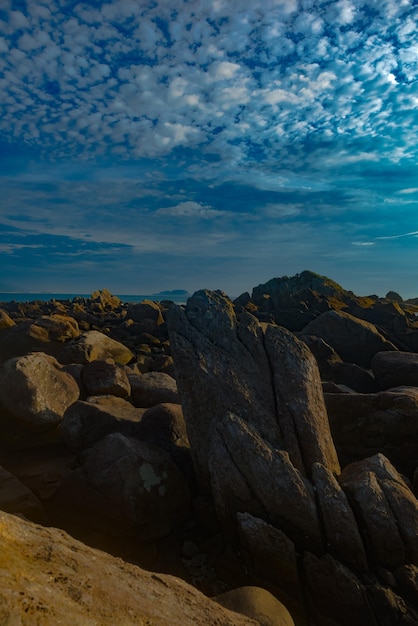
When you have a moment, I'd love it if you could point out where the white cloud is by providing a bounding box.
[0,0,416,179]
[155,201,227,219]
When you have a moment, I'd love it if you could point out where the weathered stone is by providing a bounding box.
[167,290,339,493]
[311,462,368,572]
[302,309,397,367]
[129,371,180,407]
[61,395,145,450]
[0,352,79,430]
[355,454,418,566]
[210,412,322,549]
[0,314,80,361]
[0,509,257,626]
[82,358,131,398]
[126,299,164,324]
[0,466,45,522]
[215,586,295,626]
[372,351,418,389]
[339,459,406,570]
[264,323,340,477]
[57,330,134,365]
[50,433,190,541]
[325,388,418,475]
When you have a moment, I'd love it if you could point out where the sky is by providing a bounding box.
[1,0,418,298]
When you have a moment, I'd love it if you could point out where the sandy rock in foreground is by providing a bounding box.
[0,509,257,626]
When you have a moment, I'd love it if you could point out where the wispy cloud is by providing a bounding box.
[376,230,418,240]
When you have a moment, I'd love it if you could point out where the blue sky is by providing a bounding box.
[1,0,418,297]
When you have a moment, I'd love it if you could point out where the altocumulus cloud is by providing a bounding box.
[0,0,418,296]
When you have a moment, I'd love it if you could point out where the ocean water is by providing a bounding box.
[0,292,191,304]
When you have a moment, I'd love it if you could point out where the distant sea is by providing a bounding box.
[0,291,191,304]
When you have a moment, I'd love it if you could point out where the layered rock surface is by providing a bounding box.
[0,509,257,626]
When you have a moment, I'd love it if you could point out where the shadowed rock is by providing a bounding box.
[167,290,418,625]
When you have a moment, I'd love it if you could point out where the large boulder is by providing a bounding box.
[0,509,257,626]
[372,351,418,389]
[129,371,180,407]
[215,586,295,626]
[0,352,79,431]
[302,309,397,367]
[325,387,418,476]
[167,290,339,493]
[81,358,131,398]
[50,433,190,541]
[57,330,134,365]
[0,314,80,361]
[61,395,145,450]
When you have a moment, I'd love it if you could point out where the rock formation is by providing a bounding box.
[167,289,418,625]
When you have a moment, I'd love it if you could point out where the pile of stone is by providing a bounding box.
[0,275,417,625]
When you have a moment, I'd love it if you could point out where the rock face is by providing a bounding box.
[167,290,339,491]
[167,290,418,625]
[0,509,257,626]
[0,352,80,430]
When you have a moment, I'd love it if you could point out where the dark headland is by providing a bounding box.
[0,270,417,626]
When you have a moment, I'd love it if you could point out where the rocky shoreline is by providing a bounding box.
[0,272,417,625]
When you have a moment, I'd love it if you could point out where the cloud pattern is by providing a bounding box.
[0,0,418,295]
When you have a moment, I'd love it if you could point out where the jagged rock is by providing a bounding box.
[50,433,190,541]
[0,466,45,522]
[129,371,180,407]
[339,454,418,569]
[372,351,418,389]
[61,395,145,450]
[302,309,397,367]
[210,411,323,548]
[90,288,121,310]
[57,330,134,365]
[0,314,80,361]
[252,270,346,309]
[81,358,131,398]
[167,290,339,494]
[215,586,295,626]
[325,387,418,475]
[0,352,79,430]
[0,509,257,626]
